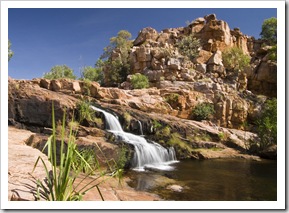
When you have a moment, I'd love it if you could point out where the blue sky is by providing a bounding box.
[8,8,277,80]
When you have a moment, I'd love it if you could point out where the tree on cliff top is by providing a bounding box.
[260,17,277,45]
[8,40,14,61]
[43,65,76,80]
[101,30,132,60]
[99,30,133,87]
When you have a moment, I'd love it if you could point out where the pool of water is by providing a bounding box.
[127,158,277,201]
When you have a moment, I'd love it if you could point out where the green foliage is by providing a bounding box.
[80,65,102,82]
[100,30,133,87]
[152,120,162,130]
[192,102,215,121]
[256,98,277,150]
[116,145,129,171]
[165,93,179,103]
[130,73,149,89]
[260,17,277,45]
[43,65,76,80]
[222,47,251,72]
[77,101,95,123]
[8,40,14,61]
[268,45,277,61]
[72,147,99,174]
[165,93,180,109]
[156,126,171,138]
[177,34,201,61]
[82,79,92,96]
[105,58,131,86]
[32,103,104,201]
[168,132,192,152]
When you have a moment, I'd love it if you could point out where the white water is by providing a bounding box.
[138,120,144,136]
[90,106,178,171]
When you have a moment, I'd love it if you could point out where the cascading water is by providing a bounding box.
[137,120,144,136]
[90,106,178,171]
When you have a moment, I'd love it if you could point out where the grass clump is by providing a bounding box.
[168,133,192,152]
[32,103,104,201]
[77,100,95,123]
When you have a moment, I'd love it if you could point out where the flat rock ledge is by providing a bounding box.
[7,126,160,201]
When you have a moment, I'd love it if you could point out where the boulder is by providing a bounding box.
[199,14,232,51]
[133,27,159,46]
[167,58,181,70]
[8,80,77,130]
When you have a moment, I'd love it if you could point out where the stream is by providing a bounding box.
[91,106,277,201]
[127,158,277,201]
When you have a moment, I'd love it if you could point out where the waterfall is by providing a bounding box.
[138,120,144,136]
[90,106,178,171]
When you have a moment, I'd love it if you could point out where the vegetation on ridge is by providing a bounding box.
[43,65,76,80]
[260,17,277,45]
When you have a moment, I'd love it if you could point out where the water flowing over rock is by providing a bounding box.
[90,106,178,171]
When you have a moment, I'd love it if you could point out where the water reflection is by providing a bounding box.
[128,159,277,201]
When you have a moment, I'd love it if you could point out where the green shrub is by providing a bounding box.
[80,66,102,82]
[256,98,277,150]
[77,101,95,123]
[82,79,92,96]
[177,34,201,61]
[130,73,149,89]
[165,93,180,109]
[43,65,76,80]
[192,102,215,121]
[268,45,277,61]
[222,47,250,72]
[165,93,179,104]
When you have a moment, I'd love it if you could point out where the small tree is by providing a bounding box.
[43,65,76,80]
[8,40,14,61]
[177,34,200,61]
[100,30,133,87]
[260,17,277,45]
[222,47,250,72]
[130,73,149,89]
[80,65,102,82]
[192,102,215,121]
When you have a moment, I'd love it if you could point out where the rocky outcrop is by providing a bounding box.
[123,14,276,98]
[8,78,266,159]
[9,77,265,131]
